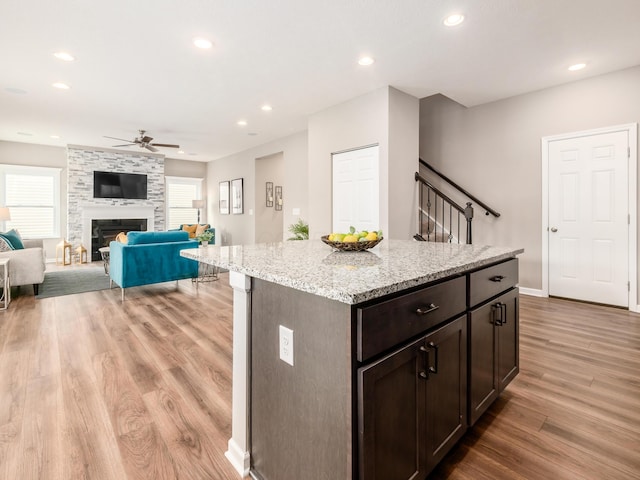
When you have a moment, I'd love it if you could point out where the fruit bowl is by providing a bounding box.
[321,235,383,252]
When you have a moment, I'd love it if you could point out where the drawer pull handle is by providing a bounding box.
[490,275,505,282]
[418,371,428,379]
[416,304,439,315]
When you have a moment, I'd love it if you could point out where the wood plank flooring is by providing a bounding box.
[1,273,639,479]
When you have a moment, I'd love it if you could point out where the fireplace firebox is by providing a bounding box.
[91,218,147,261]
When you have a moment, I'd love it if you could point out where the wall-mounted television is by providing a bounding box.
[93,171,148,199]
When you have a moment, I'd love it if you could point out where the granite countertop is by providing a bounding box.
[181,240,524,304]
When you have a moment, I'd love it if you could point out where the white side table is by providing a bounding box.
[0,257,10,310]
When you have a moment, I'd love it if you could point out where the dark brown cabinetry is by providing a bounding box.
[358,316,467,480]
[468,259,519,425]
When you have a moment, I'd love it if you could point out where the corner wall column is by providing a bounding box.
[225,271,252,477]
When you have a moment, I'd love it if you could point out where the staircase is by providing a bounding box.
[415,159,500,244]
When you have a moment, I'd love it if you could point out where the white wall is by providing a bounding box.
[308,86,419,240]
[419,65,640,294]
[206,131,308,245]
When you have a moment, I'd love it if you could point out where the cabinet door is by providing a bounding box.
[496,288,519,391]
[468,301,499,426]
[468,288,519,425]
[423,315,467,472]
[358,338,427,480]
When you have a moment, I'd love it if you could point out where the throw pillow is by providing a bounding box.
[195,224,210,237]
[0,236,13,252]
[115,232,128,244]
[0,229,24,249]
[182,224,197,238]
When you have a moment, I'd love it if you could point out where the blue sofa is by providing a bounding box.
[109,230,199,300]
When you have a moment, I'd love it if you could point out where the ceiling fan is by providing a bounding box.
[104,129,180,153]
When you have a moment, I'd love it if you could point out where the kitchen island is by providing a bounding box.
[181,240,524,480]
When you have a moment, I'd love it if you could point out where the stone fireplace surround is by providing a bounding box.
[67,145,166,253]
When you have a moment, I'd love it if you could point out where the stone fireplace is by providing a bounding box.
[67,145,165,253]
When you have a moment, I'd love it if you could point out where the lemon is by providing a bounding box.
[328,233,335,241]
[365,232,378,241]
[334,233,346,242]
[343,235,358,243]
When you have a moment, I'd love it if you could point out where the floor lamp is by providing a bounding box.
[192,200,205,224]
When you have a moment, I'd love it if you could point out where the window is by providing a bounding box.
[165,176,203,229]
[0,164,61,238]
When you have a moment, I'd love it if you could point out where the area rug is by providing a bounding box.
[35,267,111,299]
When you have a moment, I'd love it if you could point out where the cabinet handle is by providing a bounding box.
[493,302,505,326]
[418,371,428,379]
[416,303,439,315]
[427,342,439,374]
[490,275,505,282]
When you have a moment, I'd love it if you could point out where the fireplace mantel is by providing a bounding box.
[81,205,156,253]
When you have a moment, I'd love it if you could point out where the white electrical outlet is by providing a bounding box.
[279,325,294,366]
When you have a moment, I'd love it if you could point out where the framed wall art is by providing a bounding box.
[219,181,230,215]
[231,178,244,214]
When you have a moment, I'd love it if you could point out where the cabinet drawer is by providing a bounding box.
[468,258,518,307]
[357,276,466,362]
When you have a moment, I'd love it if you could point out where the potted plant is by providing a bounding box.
[196,230,215,246]
[287,219,309,240]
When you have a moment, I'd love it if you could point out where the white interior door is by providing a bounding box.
[332,146,379,233]
[548,130,629,306]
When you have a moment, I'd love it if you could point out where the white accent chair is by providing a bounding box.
[0,239,46,295]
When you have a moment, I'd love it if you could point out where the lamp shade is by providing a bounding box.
[0,207,10,221]
[192,199,205,209]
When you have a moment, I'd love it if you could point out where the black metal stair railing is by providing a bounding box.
[414,172,473,244]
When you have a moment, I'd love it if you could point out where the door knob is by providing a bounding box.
[550,227,558,232]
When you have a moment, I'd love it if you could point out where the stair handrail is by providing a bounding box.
[415,172,474,244]
[419,158,501,218]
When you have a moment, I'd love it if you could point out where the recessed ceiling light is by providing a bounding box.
[193,37,213,49]
[358,56,375,66]
[178,150,185,154]
[444,14,465,26]
[568,63,586,71]
[52,82,70,90]
[50,135,60,139]
[54,51,75,62]
[261,104,273,111]
[237,120,247,126]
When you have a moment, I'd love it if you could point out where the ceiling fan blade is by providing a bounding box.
[146,145,159,153]
[104,135,133,142]
[151,143,180,148]
[141,136,154,143]
[112,143,136,147]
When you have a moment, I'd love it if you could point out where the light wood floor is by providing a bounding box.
[1,274,639,479]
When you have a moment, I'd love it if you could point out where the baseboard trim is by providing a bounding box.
[225,439,250,477]
[519,287,545,297]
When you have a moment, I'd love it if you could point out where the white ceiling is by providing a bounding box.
[2,0,640,162]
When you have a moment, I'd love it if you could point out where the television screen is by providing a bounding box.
[93,171,147,199]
